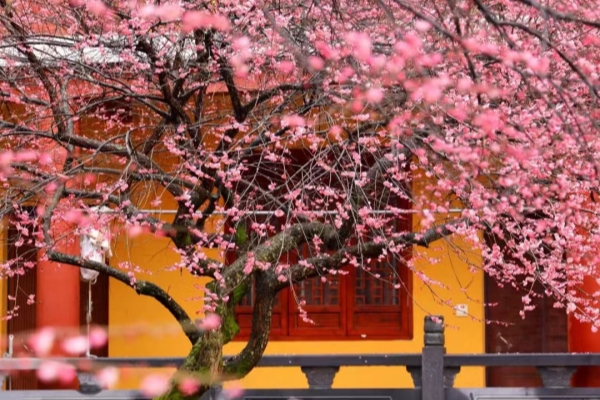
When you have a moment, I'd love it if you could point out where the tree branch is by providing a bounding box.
[223,270,274,377]
[62,188,219,255]
[47,251,202,344]
[221,222,341,294]
[218,58,245,122]
[241,84,306,117]
[279,219,466,289]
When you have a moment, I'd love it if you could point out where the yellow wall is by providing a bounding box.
[0,211,486,389]
[0,183,486,390]
[108,223,486,389]
[0,100,486,390]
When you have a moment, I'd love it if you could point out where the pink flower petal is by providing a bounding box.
[89,326,108,348]
[138,4,156,19]
[37,361,59,382]
[415,20,431,32]
[181,11,230,33]
[155,4,182,21]
[178,376,199,395]
[37,361,76,384]
[128,225,144,237]
[86,0,109,16]
[281,115,305,128]
[96,367,120,389]
[140,374,170,397]
[29,327,55,357]
[14,150,39,162]
[197,314,221,331]
[365,88,384,103]
[308,56,324,71]
[224,382,244,399]
[61,336,88,355]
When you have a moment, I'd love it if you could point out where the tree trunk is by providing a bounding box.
[155,329,223,400]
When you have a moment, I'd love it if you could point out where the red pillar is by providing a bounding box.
[35,122,81,387]
[36,118,82,330]
[569,274,600,387]
[36,227,80,329]
[36,218,80,389]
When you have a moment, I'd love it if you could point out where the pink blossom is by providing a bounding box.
[232,36,250,51]
[281,115,305,128]
[89,326,108,348]
[308,56,324,71]
[365,88,384,103]
[64,209,84,223]
[86,0,109,16]
[276,61,295,74]
[83,173,96,186]
[138,5,157,19]
[38,153,53,165]
[14,150,38,162]
[128,225,144,237]
[315,41,338,60]
[45,182,58,194]
[224,382,244,399]
[473,110,504,135]
[140,374,170,397]
[414,20,431,32]
[96,367,119,389]
[37,361,76,384]
[447,108,468,122]
[0,152,13,167]
[155,4,182,21]
[345,32,372,62]
[29,327,55,356]
[182,11,231,33]
[198,313,221,330]
[582,34,600,46]
[178,376,200,395]
[524,54,550,74]
[61,336,88,355]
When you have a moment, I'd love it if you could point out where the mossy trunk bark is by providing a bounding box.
[155,329,224,400]
[154,225,270,400]
[154,278,243,400]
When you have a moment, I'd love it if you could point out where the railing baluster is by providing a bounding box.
[209,383,223,400]
[406,365,422,387]
[76,371,102,394]
[536,366,576,388]
[301,366,340,389]
[443,366,460,388]
[421,315,445,400]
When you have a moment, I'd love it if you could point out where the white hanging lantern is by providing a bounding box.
[80,206,113,283]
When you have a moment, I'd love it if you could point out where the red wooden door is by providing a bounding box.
[484,234,567,387]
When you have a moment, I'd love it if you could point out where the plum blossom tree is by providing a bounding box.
[1,0,600,397]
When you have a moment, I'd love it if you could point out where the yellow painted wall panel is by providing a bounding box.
[109,233,486,389]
